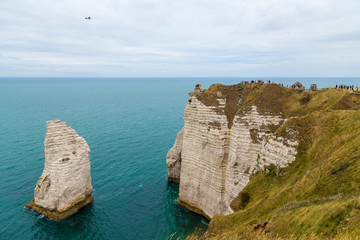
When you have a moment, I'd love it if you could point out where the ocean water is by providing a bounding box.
[1,77,360,240]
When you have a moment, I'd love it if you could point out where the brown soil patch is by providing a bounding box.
[253,84,290,116]
[197,83,265,128]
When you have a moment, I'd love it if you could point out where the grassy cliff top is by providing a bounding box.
[189,83,360,240]
[196,82,360,128]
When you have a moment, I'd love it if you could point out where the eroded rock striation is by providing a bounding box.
[26,119,93,220]
[167,83,299,219]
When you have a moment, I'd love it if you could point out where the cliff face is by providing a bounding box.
[167,83,299,219]
[169,83,360,239]
[26,119,93,220]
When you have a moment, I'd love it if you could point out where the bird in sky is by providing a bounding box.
[85,16,92,20]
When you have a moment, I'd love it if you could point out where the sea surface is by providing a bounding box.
[1,77,360,240]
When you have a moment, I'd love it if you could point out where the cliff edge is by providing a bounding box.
[26,119,93,220]
[168,82,360,239]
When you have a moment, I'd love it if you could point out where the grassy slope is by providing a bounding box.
[188,84,360,240]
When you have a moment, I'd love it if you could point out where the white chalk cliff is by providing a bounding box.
[26,119,93,220]
[167,83,299,219]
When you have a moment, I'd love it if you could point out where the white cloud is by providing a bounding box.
[0,0,359,76]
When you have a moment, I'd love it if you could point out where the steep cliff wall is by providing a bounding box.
[167,83,299,219]
[201,89,360,239]
[26,119,93,220]
[169,83,360,239]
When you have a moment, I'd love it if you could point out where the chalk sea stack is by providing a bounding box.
[26,119,93,220]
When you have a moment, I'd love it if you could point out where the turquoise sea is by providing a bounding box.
[1,77,360,240]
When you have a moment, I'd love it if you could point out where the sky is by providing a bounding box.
[0,0,359,77]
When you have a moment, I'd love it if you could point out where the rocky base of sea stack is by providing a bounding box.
[25,195,94,221]
[167,176,180,184]
[178,197,211,220]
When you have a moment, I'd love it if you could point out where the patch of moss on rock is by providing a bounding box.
[43,175,48,182]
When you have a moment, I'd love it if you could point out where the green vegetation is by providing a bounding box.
[196,83,360,121]
[43,175,48,182]
[188,84,360,239]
